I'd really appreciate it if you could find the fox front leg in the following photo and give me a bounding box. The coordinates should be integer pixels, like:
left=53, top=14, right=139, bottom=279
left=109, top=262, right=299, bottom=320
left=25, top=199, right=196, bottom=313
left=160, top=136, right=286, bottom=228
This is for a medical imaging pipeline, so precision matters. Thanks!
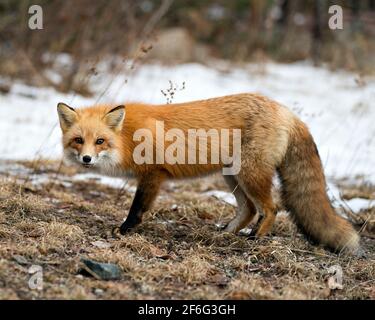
left=119, top=171, right=166, bottom=235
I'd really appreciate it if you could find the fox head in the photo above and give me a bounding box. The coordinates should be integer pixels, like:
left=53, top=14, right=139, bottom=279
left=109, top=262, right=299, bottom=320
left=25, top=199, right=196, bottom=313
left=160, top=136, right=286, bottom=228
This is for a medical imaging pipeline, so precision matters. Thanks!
left=57, top=102, right=125, bottom=172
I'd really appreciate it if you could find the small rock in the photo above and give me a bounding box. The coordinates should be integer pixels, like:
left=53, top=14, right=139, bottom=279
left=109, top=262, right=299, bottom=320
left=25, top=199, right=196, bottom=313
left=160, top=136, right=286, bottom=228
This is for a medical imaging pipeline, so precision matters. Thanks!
left=91, top=240, right=112, bottom=249
left=94, top=288, right=104, bottom=295
left=80, top=258, right=122, bottom=280
left=13, top=255, right=28, bottom=265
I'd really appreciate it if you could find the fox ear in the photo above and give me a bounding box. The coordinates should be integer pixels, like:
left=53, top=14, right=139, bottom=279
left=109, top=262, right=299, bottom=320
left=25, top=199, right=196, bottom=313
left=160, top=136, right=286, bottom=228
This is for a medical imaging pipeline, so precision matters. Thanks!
left=57, top=102, right=77, bottom=131
left=104, top=105, right=125, bottom=131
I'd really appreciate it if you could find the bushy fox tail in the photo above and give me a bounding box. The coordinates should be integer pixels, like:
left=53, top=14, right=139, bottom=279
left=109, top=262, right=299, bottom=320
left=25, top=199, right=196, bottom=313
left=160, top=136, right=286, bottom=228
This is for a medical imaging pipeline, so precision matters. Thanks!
left=277, top=120, right=360, bottom=254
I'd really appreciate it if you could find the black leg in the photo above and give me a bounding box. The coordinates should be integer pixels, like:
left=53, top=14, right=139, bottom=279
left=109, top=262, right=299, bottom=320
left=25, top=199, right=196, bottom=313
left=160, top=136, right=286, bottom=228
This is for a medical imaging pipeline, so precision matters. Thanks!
left=119, top=171, right=165, bottom=235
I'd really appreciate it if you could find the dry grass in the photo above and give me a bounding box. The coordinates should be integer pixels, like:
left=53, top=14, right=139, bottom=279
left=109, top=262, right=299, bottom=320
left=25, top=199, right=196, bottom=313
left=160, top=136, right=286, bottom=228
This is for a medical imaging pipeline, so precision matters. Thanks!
left=0, top=160, right=374, bottom=300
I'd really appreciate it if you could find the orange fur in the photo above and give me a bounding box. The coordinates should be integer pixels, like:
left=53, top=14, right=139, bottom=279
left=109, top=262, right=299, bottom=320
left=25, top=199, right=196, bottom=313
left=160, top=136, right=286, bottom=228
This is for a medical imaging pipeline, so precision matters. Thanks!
left=57, top=93, right=361, bottom=254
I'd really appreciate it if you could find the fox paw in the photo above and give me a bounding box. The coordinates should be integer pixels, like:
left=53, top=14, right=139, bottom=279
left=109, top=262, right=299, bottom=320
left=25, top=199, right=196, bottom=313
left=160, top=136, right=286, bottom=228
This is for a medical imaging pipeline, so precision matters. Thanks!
left=248, top=227, right=259, bottom=240
left=111, top=223, right=137, bottom=237
left=119, top=220, right=139, bottom=235
left=217, top=222, right=239, bottom=233
left=248, top=231, right=257, bottom=240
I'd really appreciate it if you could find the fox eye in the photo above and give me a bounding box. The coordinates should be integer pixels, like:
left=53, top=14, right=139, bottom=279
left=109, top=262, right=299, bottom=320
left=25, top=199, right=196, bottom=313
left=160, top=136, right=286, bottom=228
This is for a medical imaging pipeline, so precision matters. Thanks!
left=96, top=138, right=104, bottom=145
left=74, top=137, right=83, bottom=144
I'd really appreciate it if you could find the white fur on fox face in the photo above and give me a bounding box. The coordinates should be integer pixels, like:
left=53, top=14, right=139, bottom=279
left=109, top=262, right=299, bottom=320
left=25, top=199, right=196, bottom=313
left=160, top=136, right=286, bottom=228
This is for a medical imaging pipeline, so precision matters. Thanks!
left=96, top=150, right=122, bottom=174
left=63, top=148, right=97, bottom=167
left=63, top=147, right=121, bottom=174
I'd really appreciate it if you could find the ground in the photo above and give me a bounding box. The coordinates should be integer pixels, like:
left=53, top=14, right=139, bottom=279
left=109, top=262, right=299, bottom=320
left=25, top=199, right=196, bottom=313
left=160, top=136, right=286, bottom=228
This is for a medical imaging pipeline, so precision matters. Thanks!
left=0, top=160, right=373, bottom=300
left=0, top=59, right=374, bottom=300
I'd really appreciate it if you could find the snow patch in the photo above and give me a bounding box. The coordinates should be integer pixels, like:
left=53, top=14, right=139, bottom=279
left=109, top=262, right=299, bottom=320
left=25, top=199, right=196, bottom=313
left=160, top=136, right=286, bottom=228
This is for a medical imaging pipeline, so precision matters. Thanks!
left=328, top=183, right=373, bottom=213
left=72, top=173, right=136, bottom=192
left=0, top=60, right=374, bottom=183
left=206, top=186, right=373, bottom=214
left=204, top=190, right=237, bottom=206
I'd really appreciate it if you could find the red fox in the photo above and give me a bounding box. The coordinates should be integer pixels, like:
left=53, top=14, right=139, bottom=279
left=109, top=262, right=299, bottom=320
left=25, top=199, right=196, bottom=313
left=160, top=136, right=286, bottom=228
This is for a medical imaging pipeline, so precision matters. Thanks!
left=57, top=93, right=361, bottom=255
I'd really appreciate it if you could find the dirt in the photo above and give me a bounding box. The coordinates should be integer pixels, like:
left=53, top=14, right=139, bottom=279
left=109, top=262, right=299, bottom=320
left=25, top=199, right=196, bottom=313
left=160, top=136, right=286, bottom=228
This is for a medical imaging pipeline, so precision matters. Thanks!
left=0, top=160, right=374, bottom=300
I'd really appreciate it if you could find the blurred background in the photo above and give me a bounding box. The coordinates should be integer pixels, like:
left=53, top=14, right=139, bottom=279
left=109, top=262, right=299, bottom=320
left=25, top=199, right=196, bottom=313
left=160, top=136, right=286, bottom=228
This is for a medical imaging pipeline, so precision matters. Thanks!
left=1, top=0, right=375, bottom=95
left=0, top=1, right=374, bottom=179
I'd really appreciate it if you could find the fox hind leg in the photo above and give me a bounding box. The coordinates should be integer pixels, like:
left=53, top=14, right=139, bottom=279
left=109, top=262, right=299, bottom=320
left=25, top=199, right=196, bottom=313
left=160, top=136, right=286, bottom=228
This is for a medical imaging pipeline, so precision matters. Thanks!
left=236, top=168, right=277, bottom=238
left=223, top=175, right=257, bottom=233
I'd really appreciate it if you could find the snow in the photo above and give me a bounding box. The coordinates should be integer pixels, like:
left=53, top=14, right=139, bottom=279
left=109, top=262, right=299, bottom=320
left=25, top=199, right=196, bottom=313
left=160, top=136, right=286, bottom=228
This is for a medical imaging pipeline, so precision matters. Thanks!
left=204, top=190, right=237, bottom=206
left=345, top=198, right=373, bottom=213
left=72, top=173, right=136, bottom=192
left=327, top=183, right=373, bottom=213
left=205, top=184, right=373, bottom=214
left=0, top=59, right=374, bottom=186
left=0, top=161, right=136, bottom=194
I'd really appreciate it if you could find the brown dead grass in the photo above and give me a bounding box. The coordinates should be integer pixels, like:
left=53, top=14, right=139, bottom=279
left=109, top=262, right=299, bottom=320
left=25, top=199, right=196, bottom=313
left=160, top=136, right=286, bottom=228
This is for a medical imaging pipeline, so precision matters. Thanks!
left=0, top=160, right=374, bottom=300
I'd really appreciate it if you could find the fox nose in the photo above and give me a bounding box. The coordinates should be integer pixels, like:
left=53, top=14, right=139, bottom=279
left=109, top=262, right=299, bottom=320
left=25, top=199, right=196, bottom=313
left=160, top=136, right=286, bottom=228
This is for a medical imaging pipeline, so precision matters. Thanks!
left=82, top=155, right=92, bottom=163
